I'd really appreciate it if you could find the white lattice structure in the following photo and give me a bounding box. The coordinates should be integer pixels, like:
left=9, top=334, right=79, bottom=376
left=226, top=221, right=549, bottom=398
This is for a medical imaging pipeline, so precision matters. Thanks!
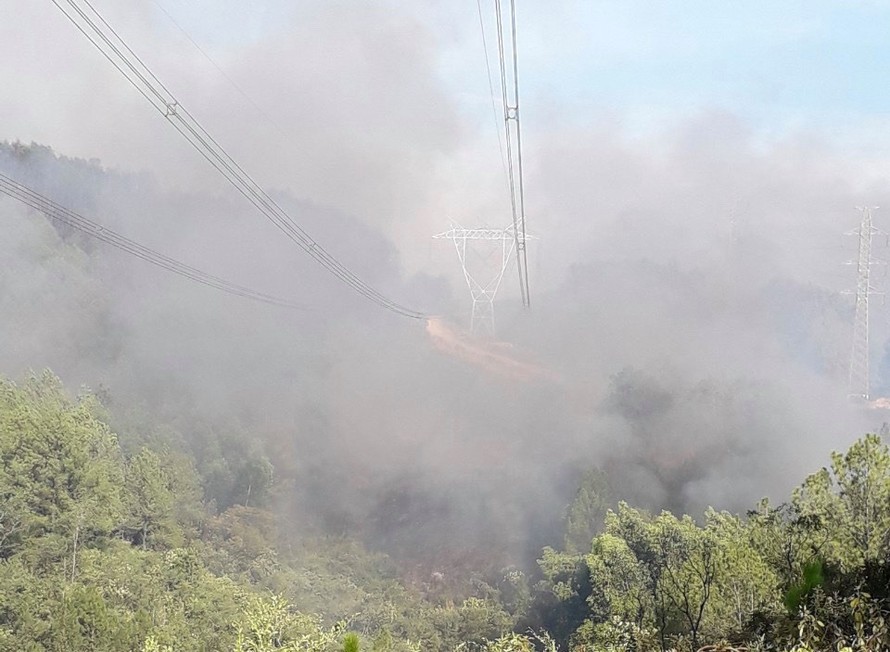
left=846, top=207, right=883, bottom=400
left=433, top=223, right=532, bottom=337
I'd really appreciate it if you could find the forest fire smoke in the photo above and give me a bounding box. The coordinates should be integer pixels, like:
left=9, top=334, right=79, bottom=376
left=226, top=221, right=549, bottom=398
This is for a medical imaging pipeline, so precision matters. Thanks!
left=425, top=317, right=557, bottom=383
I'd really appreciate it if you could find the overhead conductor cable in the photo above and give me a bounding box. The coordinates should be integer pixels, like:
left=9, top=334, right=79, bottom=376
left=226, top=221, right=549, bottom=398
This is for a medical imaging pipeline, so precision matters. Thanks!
left=50, top=0, right=425, bottom=320
left=493, top=0, right=531, bottom=307
left=475, top=0, right=511, bottom=193
left=0, top=173, right=309, bottom=310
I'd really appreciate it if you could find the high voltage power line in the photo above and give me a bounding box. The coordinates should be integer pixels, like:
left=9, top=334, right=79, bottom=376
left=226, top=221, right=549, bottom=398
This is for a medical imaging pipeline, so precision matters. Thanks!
left=50, top=0, right=425, bottom=320
left=432, top=1, right=531, bottom=336
left=474, top=0, right=510, bottom=195
left=0, top=173, right=309, bottom=311
left=154, top=0, right=534, bottom=318
left=148, top=0, right=293, bottom=146
left=492, top=0, right=531, bottom=308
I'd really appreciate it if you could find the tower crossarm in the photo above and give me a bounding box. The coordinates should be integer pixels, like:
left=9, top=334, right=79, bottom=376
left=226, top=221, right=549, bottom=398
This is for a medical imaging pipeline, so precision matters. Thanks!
left=432, top=224, right=536, bottom=241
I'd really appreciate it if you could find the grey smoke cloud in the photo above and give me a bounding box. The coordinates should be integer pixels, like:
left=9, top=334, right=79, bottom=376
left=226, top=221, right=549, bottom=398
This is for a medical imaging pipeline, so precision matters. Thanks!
left=0, top=0, right=462, bottom=231
left=2, top=1, right=890, bottom=571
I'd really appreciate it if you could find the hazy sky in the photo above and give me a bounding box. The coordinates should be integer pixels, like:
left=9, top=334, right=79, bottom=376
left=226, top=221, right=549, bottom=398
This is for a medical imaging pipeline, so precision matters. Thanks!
left=6, top=2, right=890, bottom=182
left=5, top=1, right=890, bottom=275
left=4, top=0, right=890, bottom=367
left=3, top=1, right=890, bottom=537
left=116, top=1, right=890, bottom=140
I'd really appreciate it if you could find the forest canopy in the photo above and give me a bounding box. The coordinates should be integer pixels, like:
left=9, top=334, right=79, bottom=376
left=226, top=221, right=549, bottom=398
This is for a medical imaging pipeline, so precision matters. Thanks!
left=2, top=371, right=890, bottom=651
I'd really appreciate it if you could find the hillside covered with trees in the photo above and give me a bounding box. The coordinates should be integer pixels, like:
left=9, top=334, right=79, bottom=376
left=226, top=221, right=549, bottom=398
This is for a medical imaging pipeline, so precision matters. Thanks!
left=10, top=0, right=890, bottom=647
left=0, top=125, right=887, bottom=652
left=2, top=371, right=890, bottom=651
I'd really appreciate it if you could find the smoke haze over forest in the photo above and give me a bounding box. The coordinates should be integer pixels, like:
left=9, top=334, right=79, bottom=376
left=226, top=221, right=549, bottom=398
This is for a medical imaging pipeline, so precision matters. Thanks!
left=4, top=1, right=890, bottom=572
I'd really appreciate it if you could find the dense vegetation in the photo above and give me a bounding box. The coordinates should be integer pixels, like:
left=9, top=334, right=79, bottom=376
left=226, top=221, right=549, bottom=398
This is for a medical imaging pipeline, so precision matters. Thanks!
left=1, top=371, right=890, bottom=651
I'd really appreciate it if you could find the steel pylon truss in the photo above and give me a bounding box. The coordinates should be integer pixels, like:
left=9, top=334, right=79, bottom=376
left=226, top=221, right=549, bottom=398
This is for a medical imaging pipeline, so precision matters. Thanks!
left=846, top=207, right=884, bottom=400
left=434, top=223, right=530, bottom=337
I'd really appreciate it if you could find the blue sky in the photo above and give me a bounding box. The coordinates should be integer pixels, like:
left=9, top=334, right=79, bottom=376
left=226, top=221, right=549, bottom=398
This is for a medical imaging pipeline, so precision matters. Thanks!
left=515, top=2, right=890, bottom=140
left=156, top=0, right=890, bottom=139
left=5, top=0, right=890, bottom=253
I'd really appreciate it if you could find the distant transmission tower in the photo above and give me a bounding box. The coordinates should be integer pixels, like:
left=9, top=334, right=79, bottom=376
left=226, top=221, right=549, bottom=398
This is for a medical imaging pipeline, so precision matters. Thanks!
left=433, top=223, right=530, bottom=337
left=846, top=207, right=883, bottom=400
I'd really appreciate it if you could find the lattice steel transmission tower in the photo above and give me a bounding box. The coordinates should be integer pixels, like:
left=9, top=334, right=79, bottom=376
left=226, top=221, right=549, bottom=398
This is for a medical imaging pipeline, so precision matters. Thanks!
left=847, top=207, right=882, bottom=400
left=433, top=223, right=530, bottom=337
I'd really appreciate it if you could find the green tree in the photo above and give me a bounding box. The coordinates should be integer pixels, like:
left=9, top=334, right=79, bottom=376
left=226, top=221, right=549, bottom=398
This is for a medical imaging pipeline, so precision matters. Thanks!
left=432, top=597, right=513, bottom=651
left=497, top=568, right=531, bottom=621
left=792, top=433, right=890, bottom=570
left=231, top=456, right=275, bottom=508
left=600, top=503, right=675, bottom=649
left=54, top=584, right=138, bottom=651
left=587, top=532, right=651, bottom=628
left=0, top=373, right=125, bottom=574
left=479, top=632, right=535, bottom=651
left=747, top=499, right=825, bottom=591
left=233, top=592, right=342, bottom=652
left=531, top=547, right=593, bottom=647
left=587, top=503, right=769, bottom=649
left=652, top=511, right=721, bottom=650
left=707, top=509, right=780, bottom=631
left=124, top=448, right=177, bottom=550
left=564, top=470, right=611, bottom=553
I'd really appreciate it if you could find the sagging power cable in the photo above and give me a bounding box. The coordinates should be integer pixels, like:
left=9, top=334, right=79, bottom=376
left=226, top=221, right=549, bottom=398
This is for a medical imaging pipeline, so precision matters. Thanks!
left=493, top=0, right=531, bottom=307
left=474, top=0, right=510, bottom=196
left=50, top=0, right=425, bottom=320
left=0, top=172, right=309, bottom=311
left=149, top=0, right=293, bottom=146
